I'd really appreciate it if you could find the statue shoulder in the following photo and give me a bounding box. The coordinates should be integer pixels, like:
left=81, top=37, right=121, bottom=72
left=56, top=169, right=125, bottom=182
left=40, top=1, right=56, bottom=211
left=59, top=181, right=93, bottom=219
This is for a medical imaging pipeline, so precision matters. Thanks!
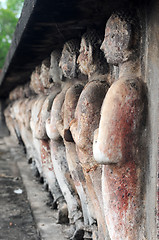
left=108, top=77, right=146, bottom=96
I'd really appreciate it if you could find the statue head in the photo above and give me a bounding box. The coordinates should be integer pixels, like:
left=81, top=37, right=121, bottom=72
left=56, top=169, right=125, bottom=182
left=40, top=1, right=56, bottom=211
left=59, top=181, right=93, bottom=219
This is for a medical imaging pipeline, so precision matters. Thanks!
left=9, top=85, right=27, bottom=101
left=23, top=83, right=33, bottom=98
left=40, top=58, right=52, bottom=89
left=101, top=11, right=140, bottom=65
left=49, top=50, right=63, bottom=83
left=30, top=66, right=44, bottom=94
left=59, top=39, right=80, bottom=79
left=77, top=29, right=109, bottom=77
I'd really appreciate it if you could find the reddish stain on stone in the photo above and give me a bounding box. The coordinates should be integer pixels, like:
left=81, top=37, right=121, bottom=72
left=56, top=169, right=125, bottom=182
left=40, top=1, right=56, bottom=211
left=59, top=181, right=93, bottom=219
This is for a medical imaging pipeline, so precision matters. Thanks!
left=40, top=140, right=54, bottom=171
left=103, top=161, right=141, bottom=239
left=99, top=78, right=147, bottom=239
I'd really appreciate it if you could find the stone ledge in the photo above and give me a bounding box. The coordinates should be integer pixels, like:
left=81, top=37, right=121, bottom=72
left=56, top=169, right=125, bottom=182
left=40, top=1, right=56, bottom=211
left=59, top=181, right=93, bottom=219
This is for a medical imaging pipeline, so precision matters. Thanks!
left=3, top=136, right=70, bottom=240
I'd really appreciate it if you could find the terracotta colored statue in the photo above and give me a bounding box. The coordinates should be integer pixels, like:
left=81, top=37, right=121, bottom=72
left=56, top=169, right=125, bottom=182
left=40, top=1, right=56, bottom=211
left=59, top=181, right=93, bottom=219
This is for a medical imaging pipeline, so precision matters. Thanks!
left=69, top=30, right=110, bottom=240
left=93, top=12, right=147, bottom=240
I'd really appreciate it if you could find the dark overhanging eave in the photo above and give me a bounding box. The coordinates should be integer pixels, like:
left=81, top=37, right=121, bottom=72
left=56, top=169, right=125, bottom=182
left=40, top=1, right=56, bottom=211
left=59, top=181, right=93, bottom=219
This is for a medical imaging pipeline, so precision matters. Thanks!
left=0, top=0, right=146, bottom=98
left=0, top=0, right=38, bottom=97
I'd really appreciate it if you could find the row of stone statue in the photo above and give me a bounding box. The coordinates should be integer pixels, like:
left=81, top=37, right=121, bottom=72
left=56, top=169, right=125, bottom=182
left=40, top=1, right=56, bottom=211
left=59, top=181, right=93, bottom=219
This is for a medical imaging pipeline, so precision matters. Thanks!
left=4, top=12, right=147, bottom=240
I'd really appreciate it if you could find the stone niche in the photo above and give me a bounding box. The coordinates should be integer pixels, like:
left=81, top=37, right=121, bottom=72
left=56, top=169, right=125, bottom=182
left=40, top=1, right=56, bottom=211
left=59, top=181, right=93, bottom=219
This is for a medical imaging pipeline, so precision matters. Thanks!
left=0, top=0, right=159, bottom=239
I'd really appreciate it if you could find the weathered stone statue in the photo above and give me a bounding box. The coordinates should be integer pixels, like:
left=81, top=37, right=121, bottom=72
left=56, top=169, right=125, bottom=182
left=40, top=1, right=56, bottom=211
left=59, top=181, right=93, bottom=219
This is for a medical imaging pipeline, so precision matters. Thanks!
left=15, top=98, right=32, bottom=156
left=5, top=84, right=34, bottom=149
left=21, top=98, right=36, bottom=162
left=29, top=67, right=46, bottom=178
left=69, top=30, right=110, bottom=240
left=46, top=49, right=85, bottom=237
left=30, top=95, right=46, bottom=178
left=58, top=39, right=96, bottom=238
left=93, top=12, right=147, bottom=240
left=5, top=84, right=34, bottom=159
left=34, top=63, right=66, bottom=217
left=29, top=60, right=53, bottom=181
left=8, top=90, right=31, bottom=151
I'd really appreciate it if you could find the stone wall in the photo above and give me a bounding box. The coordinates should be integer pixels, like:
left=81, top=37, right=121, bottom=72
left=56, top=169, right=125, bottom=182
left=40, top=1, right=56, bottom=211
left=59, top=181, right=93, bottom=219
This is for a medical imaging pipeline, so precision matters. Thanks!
left=145, top=0, right=159, bottom=239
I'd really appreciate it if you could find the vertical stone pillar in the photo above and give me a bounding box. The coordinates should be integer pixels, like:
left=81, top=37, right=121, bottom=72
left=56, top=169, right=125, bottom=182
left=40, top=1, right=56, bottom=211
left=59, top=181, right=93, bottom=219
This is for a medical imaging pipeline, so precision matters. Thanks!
left=145, top=1, right=159, bottom=239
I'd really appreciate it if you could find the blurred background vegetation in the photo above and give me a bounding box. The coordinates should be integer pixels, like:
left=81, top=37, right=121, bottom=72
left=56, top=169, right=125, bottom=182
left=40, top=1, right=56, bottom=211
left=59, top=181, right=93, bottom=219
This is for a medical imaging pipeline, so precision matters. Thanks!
left=0, top=0, right=24, bottom=69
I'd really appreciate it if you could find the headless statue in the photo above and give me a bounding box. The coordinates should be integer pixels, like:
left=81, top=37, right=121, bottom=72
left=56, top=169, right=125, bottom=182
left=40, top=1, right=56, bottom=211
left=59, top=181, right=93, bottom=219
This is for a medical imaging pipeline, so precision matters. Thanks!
left=93, top=12, right=147, bottom=240
left=69, top=30, right=110, bottom=240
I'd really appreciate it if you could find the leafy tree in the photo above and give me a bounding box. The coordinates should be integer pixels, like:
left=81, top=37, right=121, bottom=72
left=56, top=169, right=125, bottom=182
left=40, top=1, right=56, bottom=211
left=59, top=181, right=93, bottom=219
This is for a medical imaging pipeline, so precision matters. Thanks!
left=6, top=0, right=24, bottom=16
left=0, top=0, right=24, bottom=69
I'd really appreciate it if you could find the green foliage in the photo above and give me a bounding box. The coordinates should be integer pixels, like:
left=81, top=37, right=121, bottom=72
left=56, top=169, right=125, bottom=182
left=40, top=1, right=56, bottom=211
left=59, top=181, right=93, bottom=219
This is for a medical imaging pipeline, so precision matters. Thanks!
left=0, top=0, right=24, bottom=69
left=7, top=0, right=24, bottom=16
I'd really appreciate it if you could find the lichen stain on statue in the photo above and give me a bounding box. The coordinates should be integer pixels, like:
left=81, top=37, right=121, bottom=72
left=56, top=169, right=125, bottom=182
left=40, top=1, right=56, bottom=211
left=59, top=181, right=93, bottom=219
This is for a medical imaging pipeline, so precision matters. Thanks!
left=93, top=12, right=147, bottom=240
left=69, top=30, right=110, bottom=240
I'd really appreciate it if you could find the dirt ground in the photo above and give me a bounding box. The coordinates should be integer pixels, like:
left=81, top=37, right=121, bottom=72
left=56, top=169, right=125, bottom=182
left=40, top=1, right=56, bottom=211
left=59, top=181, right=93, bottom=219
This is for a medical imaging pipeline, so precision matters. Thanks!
left=0, top=139, right=40, bottom=240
